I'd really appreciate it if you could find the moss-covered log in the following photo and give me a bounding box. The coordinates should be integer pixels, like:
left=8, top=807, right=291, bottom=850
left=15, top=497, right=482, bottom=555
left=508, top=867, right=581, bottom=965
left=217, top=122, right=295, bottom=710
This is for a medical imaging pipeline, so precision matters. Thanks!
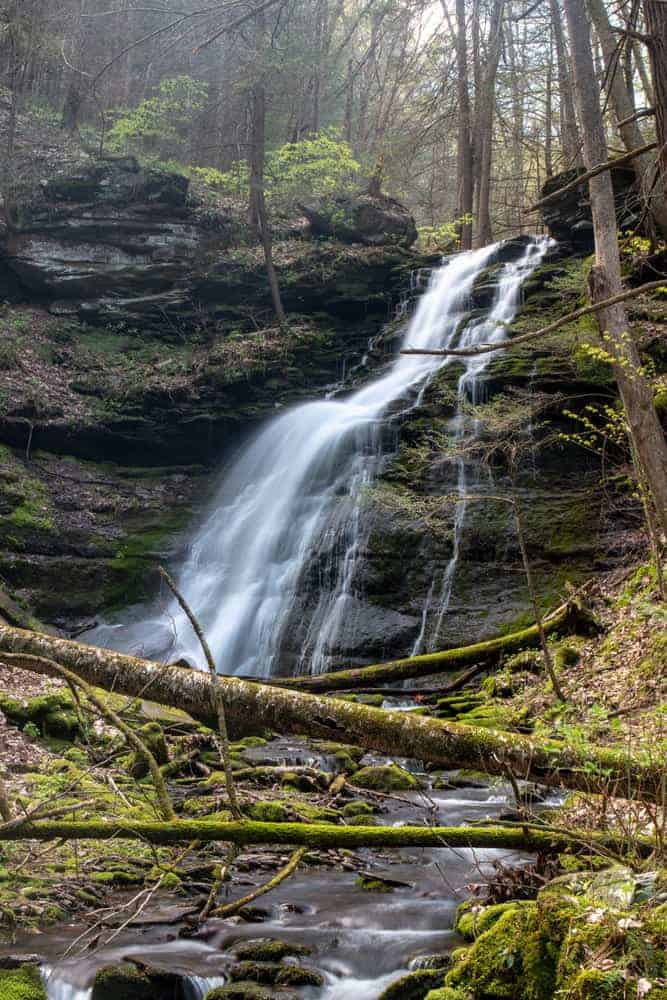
left=0, top=625, right=661, bottom=801
left=0, top=819, right=653, bottom=856
left=267, top=601, right=579, bottom=693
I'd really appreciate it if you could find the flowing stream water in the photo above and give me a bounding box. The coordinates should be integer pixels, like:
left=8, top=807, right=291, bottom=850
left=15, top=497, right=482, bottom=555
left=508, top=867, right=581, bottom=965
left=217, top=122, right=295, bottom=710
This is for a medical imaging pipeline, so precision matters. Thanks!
left=40, top=757, right=557, bottom=1000
left=90, top=235, right=550, bottom=676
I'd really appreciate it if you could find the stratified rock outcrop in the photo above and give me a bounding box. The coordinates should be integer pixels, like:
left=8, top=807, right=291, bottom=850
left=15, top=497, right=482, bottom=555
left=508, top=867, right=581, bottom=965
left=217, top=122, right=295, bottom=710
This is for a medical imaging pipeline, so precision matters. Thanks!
left=539, top=163, right=639, bottom=251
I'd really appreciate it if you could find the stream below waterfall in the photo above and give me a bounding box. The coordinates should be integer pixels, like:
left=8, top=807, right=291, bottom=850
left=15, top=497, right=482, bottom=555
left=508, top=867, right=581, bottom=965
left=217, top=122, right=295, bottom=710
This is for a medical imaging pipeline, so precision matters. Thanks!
left=32, top=736, right=560, bottom=1000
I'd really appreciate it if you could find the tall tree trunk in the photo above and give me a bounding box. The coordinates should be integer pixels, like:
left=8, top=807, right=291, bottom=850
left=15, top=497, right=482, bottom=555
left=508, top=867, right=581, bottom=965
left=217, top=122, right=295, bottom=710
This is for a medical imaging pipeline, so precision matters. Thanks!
left=550, top=0, right=581, bottom=167
left=248, top=82, right=286, bottom=325
left=475, top=0, right=505, bottom=247
left=452, top=0, right=473, bottom=249
left=343, top=58, right=354, bottom=144
left=644, top=0, right=667, bottom=229
left=564, top=0, right=667, bottom=538
left=506, top=6, right=526, bottom=232
left=545, top=28, right=554, bottom=179
left=587, top=0, right=667, bottom=236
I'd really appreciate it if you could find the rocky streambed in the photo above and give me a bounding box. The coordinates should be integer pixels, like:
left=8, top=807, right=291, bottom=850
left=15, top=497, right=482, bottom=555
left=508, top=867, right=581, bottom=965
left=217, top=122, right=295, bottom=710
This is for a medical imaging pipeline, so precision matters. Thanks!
left=0, top=728, right=555, bottom=1000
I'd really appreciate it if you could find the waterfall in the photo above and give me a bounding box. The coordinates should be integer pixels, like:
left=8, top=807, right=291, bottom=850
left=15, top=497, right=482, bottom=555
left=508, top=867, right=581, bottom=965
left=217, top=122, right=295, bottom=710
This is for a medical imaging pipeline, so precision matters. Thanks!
left=418, top=239, right=551, bottom=652
left=41, top=969, right=92, bottom=1000
left=93, top=236, right=550, bottom=676
left=184, top=975, right=227, bottom=998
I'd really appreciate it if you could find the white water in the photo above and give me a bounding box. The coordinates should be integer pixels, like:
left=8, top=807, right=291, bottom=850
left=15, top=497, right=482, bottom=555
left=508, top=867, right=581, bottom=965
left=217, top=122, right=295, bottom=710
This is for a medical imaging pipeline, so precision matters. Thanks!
left=91, top=236, right=549, bottom=676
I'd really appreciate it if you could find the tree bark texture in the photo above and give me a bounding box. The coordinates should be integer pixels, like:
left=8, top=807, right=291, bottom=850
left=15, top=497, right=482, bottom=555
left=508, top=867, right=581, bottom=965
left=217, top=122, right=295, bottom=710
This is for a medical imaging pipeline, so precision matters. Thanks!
left=0, top=625, right=662, bottom=801
left=565, top=0, right=667, bottom=538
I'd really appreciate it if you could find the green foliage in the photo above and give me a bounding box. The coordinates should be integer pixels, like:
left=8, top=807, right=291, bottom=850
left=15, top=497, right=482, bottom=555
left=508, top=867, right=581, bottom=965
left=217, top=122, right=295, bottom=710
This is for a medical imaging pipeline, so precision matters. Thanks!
left=416, top=217, right=470, bottom=254
left=192, top=129, right=362, bottom=208
left=105, top=76, right=208, bottom=159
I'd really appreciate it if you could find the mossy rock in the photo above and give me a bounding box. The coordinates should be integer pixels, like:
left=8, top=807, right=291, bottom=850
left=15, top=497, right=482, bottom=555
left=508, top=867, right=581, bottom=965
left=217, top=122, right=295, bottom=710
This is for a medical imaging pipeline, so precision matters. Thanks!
left=342, top=800, right=375, bottom=817
left=0, top=691, right=82, bottom=740
left=356, top=876, right=394, bottom=893
left=568, top=969, right=627, bottom=999
left=128, top=722, right=169, bottom=779
left=455, top=900, right=531, bottom=941
left=456, top=704, right=529, bottom=732
left=291, top=801, right=339, bottom=823
left=247, top=801, right=289, bottom=823
left=232, top=939, right=312, bottom=963
left=91, top=962, right=182, bottom=1000
left=445, top=903, right=555, bottom=1000
left=378, top=968, right=445, bottom=999
left=205, top=986, right=296, bottom=1000
left=0, top=967, right=47, bottom=1000
left=424, top=990, right=468, bottom=1000
left=313, top=740, right=365, bottom=763
left=349, top=764, right=421, bottom=791
left=229, top=962, right=322, bottom=986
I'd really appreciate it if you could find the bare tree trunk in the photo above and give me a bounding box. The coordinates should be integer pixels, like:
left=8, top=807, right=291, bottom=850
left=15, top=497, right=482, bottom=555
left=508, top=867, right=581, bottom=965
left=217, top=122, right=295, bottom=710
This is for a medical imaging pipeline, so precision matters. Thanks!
left=248, top=75, right=286, bottom=324
left=644, top=0, right=667, bottom=227
left=587, top=0, right=667, bottom=236
left=545, top=27, right=554, bottom=179
left=550, top=0, right=582, bottom=167
left=564, top=0, right=667, bottom=538
left=475, top=0, right=504, bottom=247
left=506, top=5, right=526, bottom=231
left=343, top=57, right=354, bottom=144
left=452, top=0, right=473, bottom=249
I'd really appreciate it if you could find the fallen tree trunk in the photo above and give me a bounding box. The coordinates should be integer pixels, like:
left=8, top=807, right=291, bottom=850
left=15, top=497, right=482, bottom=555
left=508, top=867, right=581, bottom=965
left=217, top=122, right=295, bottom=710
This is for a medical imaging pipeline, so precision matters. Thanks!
left=265, top=600, right=579, bottom=693
left=0, top=627, right=661, bottom=801
left=0, top=818, right=652, bottom=857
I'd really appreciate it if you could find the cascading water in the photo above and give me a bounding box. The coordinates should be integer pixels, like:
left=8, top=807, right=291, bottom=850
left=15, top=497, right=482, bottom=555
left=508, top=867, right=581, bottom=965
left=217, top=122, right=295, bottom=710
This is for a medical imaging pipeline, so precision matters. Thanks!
left=92, top=236, right=550, bottom=676
left=415, top=238, right=551, bottom=653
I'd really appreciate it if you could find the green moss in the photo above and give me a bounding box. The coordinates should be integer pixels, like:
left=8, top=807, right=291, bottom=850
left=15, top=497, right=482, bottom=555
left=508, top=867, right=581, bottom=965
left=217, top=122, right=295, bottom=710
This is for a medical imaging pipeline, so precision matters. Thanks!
left=128, top=722, right=169, bottom=779
left=424, top=989, right=468, bottom=1000
left=455, top=901, right=529, bottom=941
left=445, top=903, right=555, bottom=1000
left=568, top=970, right=626, bottom=999
left=247, top=801, right=289, bottom=823
left=229, top=961, right=288, bottom=985
left=232, top=939, right=312, bottom=962
left=0, top=691, right=83, bottom=740
left=204, top=985, right=274, bottom=1000
left=342, top=800, right=375, bottom=817
left=378, top=969, right=445, bottom=999
left=0, top=967, right=47, bottom=1000
left=349, top=764, right=420, bottom=791
left=356, top=876, right=394, bottom=893
left=91, top=962, right=181, bottom=1000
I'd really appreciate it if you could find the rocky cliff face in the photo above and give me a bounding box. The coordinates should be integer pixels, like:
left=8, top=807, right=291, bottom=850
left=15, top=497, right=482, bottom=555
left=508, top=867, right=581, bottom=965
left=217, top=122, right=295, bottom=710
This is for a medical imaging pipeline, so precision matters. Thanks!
left=1, top=157, right=660, bottom=664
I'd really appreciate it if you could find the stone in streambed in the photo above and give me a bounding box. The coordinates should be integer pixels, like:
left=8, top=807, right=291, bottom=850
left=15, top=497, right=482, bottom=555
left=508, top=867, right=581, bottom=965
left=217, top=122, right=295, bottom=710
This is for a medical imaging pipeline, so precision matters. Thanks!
left=229, top=962, right=322, bottom=988
left=91, top=961, right=182, bottom=999
left=231, top=940, right=313, bottom=963
left=378, top=968, right=446, bottom=999
left=349, top=764, right=421, bottom=791
left=205, top=986, right=296, bottom=1000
